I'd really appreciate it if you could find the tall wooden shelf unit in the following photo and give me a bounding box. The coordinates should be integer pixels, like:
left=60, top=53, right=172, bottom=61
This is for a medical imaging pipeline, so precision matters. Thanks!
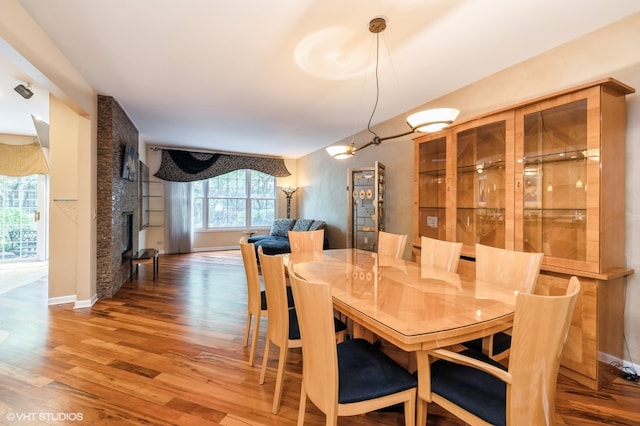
left=413, top=78, right=635, bottom=390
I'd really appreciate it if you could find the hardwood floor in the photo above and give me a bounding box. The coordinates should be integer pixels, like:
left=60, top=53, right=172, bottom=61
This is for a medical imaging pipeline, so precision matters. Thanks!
left=0, top=250, right=638, bottom=425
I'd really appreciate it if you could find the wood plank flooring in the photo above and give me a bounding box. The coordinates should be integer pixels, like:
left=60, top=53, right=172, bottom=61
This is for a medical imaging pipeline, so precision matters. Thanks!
left=0, top=250, right=639, bottom=425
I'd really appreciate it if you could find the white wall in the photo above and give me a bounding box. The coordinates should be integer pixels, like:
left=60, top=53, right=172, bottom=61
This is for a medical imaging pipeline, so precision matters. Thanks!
left=298, top=13, right=640, bottom=366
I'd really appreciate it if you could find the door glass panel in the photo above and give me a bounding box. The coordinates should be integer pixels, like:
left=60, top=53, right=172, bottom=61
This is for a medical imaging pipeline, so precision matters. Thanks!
left=521, top=99, right=587, bottom=260
left=456, top=121, right=506, bottom=248
left=0, top=175, right=39, bottom=260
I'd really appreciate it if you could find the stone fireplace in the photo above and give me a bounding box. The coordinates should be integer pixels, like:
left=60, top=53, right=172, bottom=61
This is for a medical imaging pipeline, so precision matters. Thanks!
left=96, top=95, right=139, bottom=298
left=122, top=211, right=133, bottom=258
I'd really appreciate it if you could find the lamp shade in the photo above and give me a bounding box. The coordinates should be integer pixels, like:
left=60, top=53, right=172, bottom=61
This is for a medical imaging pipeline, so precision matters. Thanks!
left=325, top=144, right=355, bottom=159
left=407, top=108, right=460, bottom=133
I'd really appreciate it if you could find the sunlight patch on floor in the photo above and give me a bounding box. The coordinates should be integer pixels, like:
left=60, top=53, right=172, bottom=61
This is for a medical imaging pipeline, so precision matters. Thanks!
left=0, top=261, right=48, bottom=295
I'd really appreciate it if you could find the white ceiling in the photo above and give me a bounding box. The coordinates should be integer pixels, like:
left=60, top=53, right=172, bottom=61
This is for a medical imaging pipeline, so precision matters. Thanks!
left=2, top=0, right=640, bottom=158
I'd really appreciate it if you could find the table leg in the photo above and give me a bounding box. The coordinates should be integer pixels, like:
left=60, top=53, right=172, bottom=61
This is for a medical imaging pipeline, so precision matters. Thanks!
left=415, top=350, right=428, bottom=425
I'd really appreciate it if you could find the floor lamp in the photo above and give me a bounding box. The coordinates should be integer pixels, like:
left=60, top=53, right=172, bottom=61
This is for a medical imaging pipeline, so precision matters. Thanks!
left=280, top=186, right=298, bottom=219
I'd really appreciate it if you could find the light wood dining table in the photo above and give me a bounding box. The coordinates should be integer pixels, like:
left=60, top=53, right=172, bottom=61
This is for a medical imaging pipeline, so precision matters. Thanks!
left=288, top=248, right=517, bottom=424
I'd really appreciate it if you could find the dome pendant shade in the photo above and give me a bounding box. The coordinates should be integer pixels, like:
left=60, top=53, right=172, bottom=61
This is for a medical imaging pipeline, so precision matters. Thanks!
left=326, top=142, right=355, bottom=159
left=407, top=108, right=460, bottom=133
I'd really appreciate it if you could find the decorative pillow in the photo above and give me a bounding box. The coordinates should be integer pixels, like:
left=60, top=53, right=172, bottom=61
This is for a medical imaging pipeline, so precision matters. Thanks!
left=292, top=219, right=314, bottom=232
left=270, top=219, right=296, bottom=237
left=309, top=220, right=326, bottom=231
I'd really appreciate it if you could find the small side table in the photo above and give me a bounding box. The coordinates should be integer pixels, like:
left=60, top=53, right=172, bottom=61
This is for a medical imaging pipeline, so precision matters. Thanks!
left=132, top=248, right=159, bottom=279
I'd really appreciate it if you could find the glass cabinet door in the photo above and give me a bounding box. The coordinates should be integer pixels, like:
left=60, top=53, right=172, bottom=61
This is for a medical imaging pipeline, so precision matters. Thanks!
left=516, top=93, right=592, bottom=267
left=347, top=162, right=385, bottom=252
left=454, top=113, right=512, bottom=251
left=416, top=135, right=447, bottom=240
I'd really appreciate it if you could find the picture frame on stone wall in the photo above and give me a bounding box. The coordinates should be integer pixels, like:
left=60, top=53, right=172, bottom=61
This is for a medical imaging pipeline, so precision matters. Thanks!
left=122, top=143, right=139, bottom=181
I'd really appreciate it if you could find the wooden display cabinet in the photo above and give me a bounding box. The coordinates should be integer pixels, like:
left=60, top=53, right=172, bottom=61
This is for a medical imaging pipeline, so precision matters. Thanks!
left=514, top=83, right=628, bottom=275
left=413, top=78, right=635, bottom=389
left=415, top=134, right=448, bottom=241
left=452, top=111, right=514, bottom=255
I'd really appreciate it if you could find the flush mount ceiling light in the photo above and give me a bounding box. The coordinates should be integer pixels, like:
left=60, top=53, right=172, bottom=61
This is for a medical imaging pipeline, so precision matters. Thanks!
left=14, top=83, right=34, bottom=99
left=326, top=17, right=459, bottom=160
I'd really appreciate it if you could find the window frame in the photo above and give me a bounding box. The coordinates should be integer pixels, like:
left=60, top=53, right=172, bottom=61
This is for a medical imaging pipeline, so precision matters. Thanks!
left=193, top=170, right=276, bottom=231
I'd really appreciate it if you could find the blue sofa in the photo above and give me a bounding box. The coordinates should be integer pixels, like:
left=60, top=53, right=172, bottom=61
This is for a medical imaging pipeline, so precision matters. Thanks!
left=248, top=218, right=328, bottom=256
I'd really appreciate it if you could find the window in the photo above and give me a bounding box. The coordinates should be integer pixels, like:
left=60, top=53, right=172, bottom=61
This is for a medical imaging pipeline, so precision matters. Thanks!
left=193, top=170, right=275, bottom=230
left=0, top=175, right=39, bottom=260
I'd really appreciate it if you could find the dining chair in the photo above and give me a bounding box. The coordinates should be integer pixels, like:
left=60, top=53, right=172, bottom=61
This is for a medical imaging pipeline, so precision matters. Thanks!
left=377, top=231, right=408, bottom=259
left=288, top=229, right=325, bottom=253
left=258, top=248, right=347, bottom=414
left=239, top=238, right=294, bottom=367
left=462, top=243, right=544, bottom=360
left=288, top=265, right=417, bottom=426
left=420, top=276, right=580, bottom=426
left=420, top=236, right=463, bottom=272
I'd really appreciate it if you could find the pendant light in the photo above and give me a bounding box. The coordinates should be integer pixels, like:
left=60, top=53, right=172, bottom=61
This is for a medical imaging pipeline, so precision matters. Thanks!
left=326, top=17, right=459, bottom=159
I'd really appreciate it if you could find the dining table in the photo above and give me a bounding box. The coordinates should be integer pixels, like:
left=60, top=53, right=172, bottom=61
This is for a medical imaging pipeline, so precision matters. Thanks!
left=287, top=248, right=518, bottom=424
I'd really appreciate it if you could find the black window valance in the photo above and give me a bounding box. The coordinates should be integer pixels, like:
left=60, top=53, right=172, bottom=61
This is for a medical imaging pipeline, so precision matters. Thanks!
left=153, top=149, right=291, bottom=182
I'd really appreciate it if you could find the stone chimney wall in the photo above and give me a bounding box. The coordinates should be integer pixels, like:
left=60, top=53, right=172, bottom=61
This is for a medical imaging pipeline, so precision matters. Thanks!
left=96, top=95, right=139, bottom=298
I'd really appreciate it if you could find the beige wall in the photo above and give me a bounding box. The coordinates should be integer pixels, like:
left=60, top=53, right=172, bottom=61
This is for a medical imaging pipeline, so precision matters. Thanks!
left=0, top=0, right=97, bottom=306
left=48, top=96, right=78, bottom=299
left=297, top=13, right=640, bottom=367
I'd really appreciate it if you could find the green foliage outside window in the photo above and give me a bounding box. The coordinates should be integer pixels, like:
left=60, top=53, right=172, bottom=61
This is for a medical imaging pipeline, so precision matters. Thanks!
left=193, top=170, right=275, bottom=229
left=0, top=175, right=37, bottom=254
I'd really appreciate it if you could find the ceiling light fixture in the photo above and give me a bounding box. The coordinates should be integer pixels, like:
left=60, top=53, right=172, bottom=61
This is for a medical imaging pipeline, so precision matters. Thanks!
left=326, top=17, right=459, bottom=160
left=14, top=83, right=34, bottom=99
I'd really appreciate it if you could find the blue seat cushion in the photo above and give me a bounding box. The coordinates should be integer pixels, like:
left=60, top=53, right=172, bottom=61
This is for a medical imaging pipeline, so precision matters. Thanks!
left=462, top=332, right=512, bottom=356
left=249, top=235, right=291, bottom=256
left=337, top=338, right=417, bottom=404
left=247, top=235, right=272, bottom=243
left=288, top=308, right=301, bottom=339
left=260, top=287, right=295, bottom=310
left=430, top=349, right=507, bottom=426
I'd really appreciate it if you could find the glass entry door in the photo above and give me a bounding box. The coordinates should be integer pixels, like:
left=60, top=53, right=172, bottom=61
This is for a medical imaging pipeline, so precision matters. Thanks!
left=0, top=174, right=47, bottom=261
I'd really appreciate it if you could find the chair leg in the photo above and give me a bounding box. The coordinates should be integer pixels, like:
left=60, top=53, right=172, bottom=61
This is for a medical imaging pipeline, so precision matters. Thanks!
left=272, top=345, right=288, bottom=414
left=404, top=392, right=416, bottom=426
left=249, top=313, right=261, bottom=367
left=297, top=384, right=307, bottom=426
left=481, top=335, right=494, bottom=357
left=259, top=339, right=270, bottom=384
left=243, top=312, right=251, bottom=347
left=417, top=398, right=427, bottom=426
left=325, top=409, right=338, bottom=426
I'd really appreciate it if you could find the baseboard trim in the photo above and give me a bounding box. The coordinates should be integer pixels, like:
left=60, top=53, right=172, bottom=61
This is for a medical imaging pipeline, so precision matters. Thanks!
left=193, top=246, right=238, bottom=252
left=48, top=294, right=76, bottom=306
left=74, top=294, right=98, bottom=309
